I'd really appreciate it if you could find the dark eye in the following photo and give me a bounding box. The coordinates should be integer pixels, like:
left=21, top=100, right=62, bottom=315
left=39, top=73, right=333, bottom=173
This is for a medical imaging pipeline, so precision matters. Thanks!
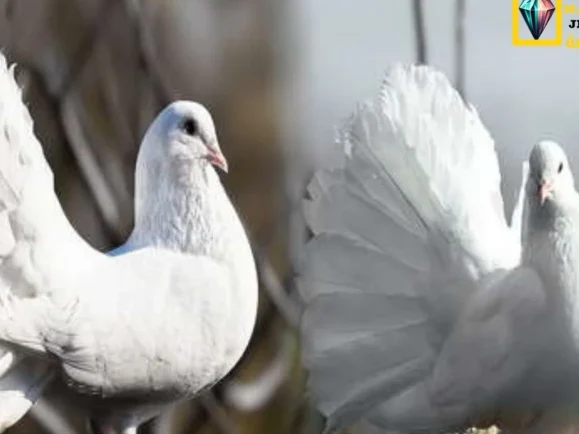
left=181, top=118, right=198, bottom=136
left=558, top=162, right=564, bottom=173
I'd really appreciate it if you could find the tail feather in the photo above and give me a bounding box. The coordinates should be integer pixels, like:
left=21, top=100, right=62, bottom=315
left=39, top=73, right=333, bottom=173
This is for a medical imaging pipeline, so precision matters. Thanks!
left=299, top=234, right=425, bottom=303
left=303, top=293, right=430, bottom=356
left=300, top=64, right=517, bottom=432
left=346, top=103, right=443, bottom=231
left=343, top=137, right=430, bottom=238
left=366, top=382, right=460, bottom=433
left=322, top=357, right=433, bottom=434
left=304, top=184, right=429, bottom=272
left=300, top=233, right=438, bottom=428
left=306, top=169, right=342, bottom=202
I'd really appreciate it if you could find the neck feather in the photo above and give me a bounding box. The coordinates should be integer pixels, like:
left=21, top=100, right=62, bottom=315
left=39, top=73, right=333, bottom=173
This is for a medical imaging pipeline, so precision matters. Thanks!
left=130, top=162, right=249, bottom=265
left=524, top=195, right=579, bottom=328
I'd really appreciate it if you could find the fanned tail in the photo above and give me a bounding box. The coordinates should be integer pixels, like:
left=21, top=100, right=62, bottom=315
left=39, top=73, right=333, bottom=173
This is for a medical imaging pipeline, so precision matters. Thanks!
left=299, top=65, right=518, bottom=432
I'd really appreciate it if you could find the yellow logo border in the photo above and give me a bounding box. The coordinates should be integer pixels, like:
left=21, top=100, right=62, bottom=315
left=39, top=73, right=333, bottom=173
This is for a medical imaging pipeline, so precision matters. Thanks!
left=512, top=0, right=563, bottom=46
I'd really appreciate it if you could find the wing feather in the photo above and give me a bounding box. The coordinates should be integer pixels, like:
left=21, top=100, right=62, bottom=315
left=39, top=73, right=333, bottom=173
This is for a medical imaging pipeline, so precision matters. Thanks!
left=0, top=53, right=99, bottom=430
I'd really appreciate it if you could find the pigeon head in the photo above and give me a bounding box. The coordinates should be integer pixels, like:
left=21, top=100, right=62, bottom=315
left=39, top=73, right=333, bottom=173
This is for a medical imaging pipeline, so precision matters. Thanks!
left=132, top=101, right=232, bottom=241
left=139, top=101, right=228, bottom=176
left=527, top=140, right=575, bottom=207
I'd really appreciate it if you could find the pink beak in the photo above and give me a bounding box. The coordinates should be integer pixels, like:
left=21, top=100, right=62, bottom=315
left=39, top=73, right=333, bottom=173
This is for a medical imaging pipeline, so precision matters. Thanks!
left=538, top=180, right=552, bottom=205
left=207, top=147, right=228, bottom=173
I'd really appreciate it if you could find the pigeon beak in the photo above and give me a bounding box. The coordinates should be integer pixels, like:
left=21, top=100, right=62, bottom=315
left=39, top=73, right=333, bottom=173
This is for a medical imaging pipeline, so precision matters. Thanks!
left=207, top=145, right=228, bottom=173
left=538, top=179, right=553, bottom=205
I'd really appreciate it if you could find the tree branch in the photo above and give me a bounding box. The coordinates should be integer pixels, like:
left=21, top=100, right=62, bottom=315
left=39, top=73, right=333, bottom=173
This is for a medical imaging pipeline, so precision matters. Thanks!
left=412, top=0, right=427, bottom=64
left=455, top=0, right=467, bottom=98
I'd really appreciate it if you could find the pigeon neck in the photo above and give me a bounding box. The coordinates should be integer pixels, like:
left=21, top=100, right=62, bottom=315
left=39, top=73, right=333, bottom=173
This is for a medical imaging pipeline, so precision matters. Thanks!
left=132, top=163, right=245, bottom=262
left=524, top=198, right=579, bottom=331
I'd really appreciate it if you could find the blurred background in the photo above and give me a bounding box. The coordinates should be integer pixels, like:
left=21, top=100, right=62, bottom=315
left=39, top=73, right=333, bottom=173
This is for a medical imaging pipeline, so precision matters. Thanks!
left=1, top=0, right=578, bottom=433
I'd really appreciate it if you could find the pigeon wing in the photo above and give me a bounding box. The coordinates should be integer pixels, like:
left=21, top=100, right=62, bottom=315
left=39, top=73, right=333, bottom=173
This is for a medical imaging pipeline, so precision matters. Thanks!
left=0, top=54, right=100, bottom=430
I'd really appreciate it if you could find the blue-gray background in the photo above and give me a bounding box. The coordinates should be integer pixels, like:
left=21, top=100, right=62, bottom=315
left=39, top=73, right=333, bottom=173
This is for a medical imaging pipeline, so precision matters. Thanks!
left=287, top=0, right=579, bottom=213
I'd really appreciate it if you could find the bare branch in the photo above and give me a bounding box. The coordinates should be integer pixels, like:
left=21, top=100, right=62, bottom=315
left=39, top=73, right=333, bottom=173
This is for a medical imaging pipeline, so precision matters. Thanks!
left=254, top=249, right=302, bottom=328
left=60, top=98, right=127, bottom=241
left=199, top=392, right=239, bottom=434
left=224, top=331, right=294, bottom=412
left=123, top=0, right=173, bottom=105
left=412, top=0, right=427, bottom=64
left=58, top=0, right=117, bottom=99
left=455, top=0, right=467, bottom=98
left=30, top=397, right=80, bottom=434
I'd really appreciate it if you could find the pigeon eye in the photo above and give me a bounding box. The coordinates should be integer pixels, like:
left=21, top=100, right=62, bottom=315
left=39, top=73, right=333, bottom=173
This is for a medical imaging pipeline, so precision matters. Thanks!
left=181, top=118, right=198, bottom=136
left=558, top=162, right=564, bottom=174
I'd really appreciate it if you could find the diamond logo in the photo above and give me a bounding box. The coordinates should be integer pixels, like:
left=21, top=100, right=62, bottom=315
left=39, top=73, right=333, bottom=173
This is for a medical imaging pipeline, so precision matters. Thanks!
left=519, top=0, right=556, bottom=40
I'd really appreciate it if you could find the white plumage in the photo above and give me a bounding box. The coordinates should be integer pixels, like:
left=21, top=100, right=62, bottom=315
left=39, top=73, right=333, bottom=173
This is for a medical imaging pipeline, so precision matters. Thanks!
left=300, top=65, right=579, bottom=433
left=0, top=53, right=257, bottom=433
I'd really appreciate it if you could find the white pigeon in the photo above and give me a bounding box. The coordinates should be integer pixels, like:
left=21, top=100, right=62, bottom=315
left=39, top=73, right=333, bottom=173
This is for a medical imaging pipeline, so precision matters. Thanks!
left=299, top=64, right=579, bottom=433
left=0, top=53, right=258, bottom=434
